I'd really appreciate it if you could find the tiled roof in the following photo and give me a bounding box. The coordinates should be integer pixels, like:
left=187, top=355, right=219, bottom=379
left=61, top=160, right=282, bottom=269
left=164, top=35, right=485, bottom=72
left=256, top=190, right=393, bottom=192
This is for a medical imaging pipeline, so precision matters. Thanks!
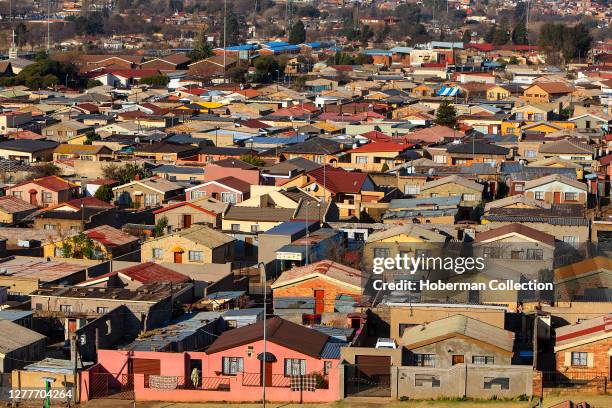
left=85, top=225, right=139, bottom=247
left=421, top=175, right=484, bottom=192
left=271, top=260, right=366, bottom=290
left=307, top=166, right=370, bottom=194
left=554, top=256, right=612, bottom=282
left=0, top=195, right=37, bottom=214
left=114, top=261, right=190, bottom=283
left=13, top=176, right=77, bottom=192
left=475, top=223, right=555, bottom=246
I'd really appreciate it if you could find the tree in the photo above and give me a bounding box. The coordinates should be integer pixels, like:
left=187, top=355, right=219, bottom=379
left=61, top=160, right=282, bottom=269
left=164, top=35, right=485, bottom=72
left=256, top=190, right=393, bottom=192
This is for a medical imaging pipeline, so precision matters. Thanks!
left=102, top=163, right=151, bottom=185
left=508, top=56, right=520, bottom=65
left=15, top=22, right=28, bottom=47
left=61, top=232, right=100, bottom=259
left=359, top=25, right=373, bottom=44
left=492, top=18, right=510, bottom=45
left=253, top=55, right=281, bottom=83
left=240, top=155, right=266, bottom=167
left=29, top=163, right=61, bottom=178
left=219, top=8, right=240, bottom=46
left=94, top=184, right=114, bottom=203
left=434, top=100, right=457, bottom=128
left=154, top=216, right=168, bottom=237
left=86, top=79, right=103, bottom=89
left=188, top=31, right=214, bottom=62
left=539, top=22, right=592, bottom=62
left=484, top=24, right=497, bottom=43
left=511, top=22, right=529, bottom=45
left=140, top=75, right=170, bottom=86
left=84, top=131, right=101, bottom=145
left=462, top=30, right=472, bottom=44
left=288, top=20, right=306, bottom=45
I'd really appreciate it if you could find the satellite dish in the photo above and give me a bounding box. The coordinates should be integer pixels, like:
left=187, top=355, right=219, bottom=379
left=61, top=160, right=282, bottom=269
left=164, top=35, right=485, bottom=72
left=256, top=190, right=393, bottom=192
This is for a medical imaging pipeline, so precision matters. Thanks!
left=428, top=168, right=436, bottom=176
left=134, top=137, right=140, bottom=144
left=312, top=185, right=318, bottom=192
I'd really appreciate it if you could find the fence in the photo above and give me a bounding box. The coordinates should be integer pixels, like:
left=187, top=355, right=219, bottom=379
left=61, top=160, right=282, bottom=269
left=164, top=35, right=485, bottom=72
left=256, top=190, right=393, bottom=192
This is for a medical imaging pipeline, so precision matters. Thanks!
left=542, top=371, right=608, bottom=390
left=242, top=372, right=328, bottom=390
left=147, top=375, right=230, bottom=392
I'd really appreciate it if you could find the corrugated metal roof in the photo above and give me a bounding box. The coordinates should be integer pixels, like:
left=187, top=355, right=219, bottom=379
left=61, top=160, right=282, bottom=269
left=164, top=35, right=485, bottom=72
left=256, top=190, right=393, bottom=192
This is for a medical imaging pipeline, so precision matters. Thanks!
left=319, top=340, right=347, bottom=359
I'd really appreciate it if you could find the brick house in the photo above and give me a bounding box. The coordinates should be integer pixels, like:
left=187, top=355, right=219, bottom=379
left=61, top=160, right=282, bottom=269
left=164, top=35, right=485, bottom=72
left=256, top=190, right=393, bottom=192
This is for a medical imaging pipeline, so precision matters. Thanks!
left=554, top=257, right=612, bottom=302
left=271, top=260, right=367, bottom=314
left=554, top=314, right=612, bottom=383
left=154, top=201, right=221, bottom=231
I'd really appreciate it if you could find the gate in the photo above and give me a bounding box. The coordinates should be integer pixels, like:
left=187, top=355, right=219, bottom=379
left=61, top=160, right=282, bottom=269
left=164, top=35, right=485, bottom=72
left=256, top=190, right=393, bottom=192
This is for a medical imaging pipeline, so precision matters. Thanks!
left=89, top=373, right=134, bottom=400
left=344, top=356, right=391, bottom=397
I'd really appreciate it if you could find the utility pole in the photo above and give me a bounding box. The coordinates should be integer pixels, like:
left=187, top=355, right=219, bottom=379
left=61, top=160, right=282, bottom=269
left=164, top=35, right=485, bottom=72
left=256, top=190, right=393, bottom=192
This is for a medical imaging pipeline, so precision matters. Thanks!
left=47, top=0, right=51, bottom=52
left=223, top=0, right=227, bottom=83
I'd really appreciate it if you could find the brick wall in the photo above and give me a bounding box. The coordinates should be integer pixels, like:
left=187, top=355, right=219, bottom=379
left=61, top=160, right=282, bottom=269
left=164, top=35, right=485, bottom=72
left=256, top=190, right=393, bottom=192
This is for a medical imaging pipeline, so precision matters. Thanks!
left=273, top=278, right=361, bottom=313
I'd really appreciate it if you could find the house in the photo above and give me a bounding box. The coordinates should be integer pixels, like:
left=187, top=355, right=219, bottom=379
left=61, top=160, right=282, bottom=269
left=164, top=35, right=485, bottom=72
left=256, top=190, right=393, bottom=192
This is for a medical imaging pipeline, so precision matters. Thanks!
left=486, top=85, right=512, bottom=101
left=152, top=165, right=206, bottom=184
left=92, top=316, right=341, bottom=403
left=554, top=314, right=612, bottom=380
left=538, top=140, right=596, bottom=165
left=0, top=256, right=88, bottom=295
left=0, top=111, right=32, bottom=135
left=53, top=144, right=114, bottom=161
left=203, top=158, right=261, bottom=185
left=132, top=142, right=200, bottom=161
left=569, top=112, right=612, bottom=132
left=41, top=120, right=93, bottom=143
left=418, top=175, right=484, bottom=207
left=279, top=137, right=347, bottom=165
left=10, top=176, right=79, bottom=207
left=222, top=206, right=296, bottom=233
left=113, top=176, right=184, bottom=208
left=527, top=157, right=584, bottom=179
left=474, top=223, right=555, bottom=263
left=0, top=140, right=59, bottom=163
left=271, top=260, right=367, bottom=315
left=401, top=314, right=515, bottom=368
left=523, top=82, right=574, bottom=103
left=154, top=201, right=222, bottom=231
left=0, top=195, right=37, bottom=224
left=188, top=54, right=239, bottom=77
left=442, top=142, right=510, bottom=166
left=186, top=177, right=251, bottom=204
left=383, top=196, right=461, bottom=225
left=482, top=196, right=589, bottom=246
left=80, top=225, right=140, bottom=260
left=523, top=174, right=588, bottom=205
left=141, top=53, right=191, bottom=71
left=77, top=262, right=191, bottom=290
left=554, top=257, right=612, bottom=302
left=141, top=224, right=235, bottom=264
left=346, top=141, right=414, bottom=171
left=0, top=320, right=46, bottom=373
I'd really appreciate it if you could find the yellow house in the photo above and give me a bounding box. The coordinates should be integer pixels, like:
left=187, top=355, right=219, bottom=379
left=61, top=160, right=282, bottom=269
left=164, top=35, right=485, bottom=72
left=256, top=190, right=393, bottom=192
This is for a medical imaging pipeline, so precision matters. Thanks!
left=141, top=224, right=235, bottom=264
left=521, top=121, right=575, bottom=134
left=486, top=85, right=511, bottom=101
left=522, top=82, right=574, bottom=103
left=53, top=144, right=113, bottom=161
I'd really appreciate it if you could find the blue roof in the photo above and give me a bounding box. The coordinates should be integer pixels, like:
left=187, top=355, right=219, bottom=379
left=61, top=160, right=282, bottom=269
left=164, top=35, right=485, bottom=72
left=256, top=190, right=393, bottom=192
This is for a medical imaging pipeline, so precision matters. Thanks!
left=265, top=220, right=316, bottom=236
left=389, top=46, right=413, bottom=54
left=225, top=44, right=259, bottom=51
left=0, top=310, right=33, bottom=321
left=363, top=49, right=393, bottom=56
left=248, top=135, right=309, bottom=145
left=319, top=339, right=347, bottom=359
left=264, top=41, right=290, bottom=48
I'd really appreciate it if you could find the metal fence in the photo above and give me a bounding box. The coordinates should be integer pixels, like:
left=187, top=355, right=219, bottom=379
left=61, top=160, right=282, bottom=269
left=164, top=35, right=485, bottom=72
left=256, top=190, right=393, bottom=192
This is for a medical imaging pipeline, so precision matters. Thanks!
left=147, top=375, right=230, bottom=391
left=542, top=371, right=608, bottom=389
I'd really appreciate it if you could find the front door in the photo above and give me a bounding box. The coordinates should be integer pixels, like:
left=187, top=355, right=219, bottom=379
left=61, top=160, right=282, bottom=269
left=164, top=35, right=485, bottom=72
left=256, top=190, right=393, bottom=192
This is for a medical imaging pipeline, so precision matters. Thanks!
left=174, top=251, right=182, bottom=264
left=314, top=290, right=325, bottom=314
left=29, top=191, right=37, bottom=205
left=183, top=214, right=192, bottom=229
left=554, top=192, right=561, bottom=203
left=260, top=361, right=273, bottom=386
left=452, top=355, right=465, bottom=365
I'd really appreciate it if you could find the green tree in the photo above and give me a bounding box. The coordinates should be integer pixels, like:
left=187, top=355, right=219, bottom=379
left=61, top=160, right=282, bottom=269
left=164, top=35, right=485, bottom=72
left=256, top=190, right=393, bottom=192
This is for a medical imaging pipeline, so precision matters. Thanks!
left=484, top=24, right=497, bottom=43
left=140, top=75, right=170, bottom=86
left=508, top=56, right=520, bottom=65
left=434, top=100, right=458, bottom=128
left=188, top=31, right=214, bottom=62
left=511, top=22, right=529, bottom=45
left=492, top=18, right=510, bottom=45
left=94, top=184, right=114, bottom=203
left=219, top=8, right=240, bottom=46
left=83, top=131, right=101, bottom=145
left=253, top=55, right=282, bottom=83
left=86, top=79, right=103, bottom=89
left=102, top=163, right=151, bottom=185
left=14, top=22, right=28, bottom=47
left=462, top=30, right=472, bottom=44
left=61, top=232, right=99, bottom=259
left=29, top=163, right=61, bottom=179
left=288, top=20, right=306, bottom=45
left=154, top=216, right=168, bottom=237
left=240, top=155, right=266, bottom=167
left=539, top=22, right=592, bottom=62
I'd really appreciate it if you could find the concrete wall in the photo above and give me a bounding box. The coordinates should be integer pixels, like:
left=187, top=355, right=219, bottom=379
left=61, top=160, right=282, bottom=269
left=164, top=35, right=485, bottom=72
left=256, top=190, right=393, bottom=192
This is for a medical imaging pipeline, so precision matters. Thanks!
left=406, top=337, right=512, bottom=368
left=395, top=364, right=533, bottom=399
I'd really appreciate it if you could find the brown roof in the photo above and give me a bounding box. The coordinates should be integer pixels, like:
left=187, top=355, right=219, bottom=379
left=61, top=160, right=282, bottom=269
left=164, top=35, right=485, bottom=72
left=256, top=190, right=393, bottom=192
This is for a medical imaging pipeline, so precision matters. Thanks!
left=529, top=82, right=574, bottom=94
left=224, top=206, right=295, bottom=222
left=475, top=223, right=555, bottom=246
left=554, top=256, right=612, bottom=282
left=205, top=316, right=329, bottom=358
left=0, top=195, right=37, bottom=214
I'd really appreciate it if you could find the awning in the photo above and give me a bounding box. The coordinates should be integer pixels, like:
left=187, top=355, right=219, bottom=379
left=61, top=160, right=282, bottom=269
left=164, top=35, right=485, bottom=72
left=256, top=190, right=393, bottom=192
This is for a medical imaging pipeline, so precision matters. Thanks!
left=257, top=352, right=277, bottom=362
left=171, top=246, right=184, bottom=253
left=436, top=87, right=460, bottom=97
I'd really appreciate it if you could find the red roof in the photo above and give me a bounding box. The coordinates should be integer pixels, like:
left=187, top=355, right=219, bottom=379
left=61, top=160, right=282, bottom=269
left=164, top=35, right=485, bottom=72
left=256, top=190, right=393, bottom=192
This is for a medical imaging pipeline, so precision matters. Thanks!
left=599, top=154, right=612, bottom=166
left=153, top=201, right=217, bottom=216
left=89, top=261, right=190, bottom=284
left=111, top=69, right=161, bottom=78
left=13, top=176, right=77, bottom=192
left=8, top=130, right=45, bottom=140
left=307, top=166, right=370, bottom=194
left=360, top=130, right=392, bottom=141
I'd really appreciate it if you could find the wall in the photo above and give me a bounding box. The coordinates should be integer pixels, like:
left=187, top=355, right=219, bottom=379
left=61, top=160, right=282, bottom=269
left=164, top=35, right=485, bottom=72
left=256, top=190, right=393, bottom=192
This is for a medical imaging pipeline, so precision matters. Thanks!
left=395, top=364, right=533, bottom=399
left=273, top=278, right=361, bottom=313
left=406, top=337, right=512, bottom=368
left=483, top=221, right=589, bottom=246
left=555, top=338, right=612, bottom=376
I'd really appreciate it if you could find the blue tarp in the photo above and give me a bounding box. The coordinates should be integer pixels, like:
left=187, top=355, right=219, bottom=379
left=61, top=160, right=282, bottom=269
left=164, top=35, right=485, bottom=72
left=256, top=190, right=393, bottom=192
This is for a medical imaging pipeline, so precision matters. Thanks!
left=437, top=87, right=460, bottom=97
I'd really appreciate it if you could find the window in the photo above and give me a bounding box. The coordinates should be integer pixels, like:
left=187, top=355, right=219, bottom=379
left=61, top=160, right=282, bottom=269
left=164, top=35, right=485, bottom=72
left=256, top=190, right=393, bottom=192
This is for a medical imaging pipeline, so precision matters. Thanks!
left=399, top=323, right=415, bottom=337
left=80, top=155, right=93, bottom=161
left=484, top=159, right=497, bottom=166
left=484, top=377, right=509, bottom=390
left=190, top=191, right=206, bottom=200
left=251, top=224, right=260, bottom=233
left=44, top=224, right=57, bottom=230
left=231, top=224, right=240, bottom=231
left=564, top=192, right=578, bottom=201
left=571, top=352, right=588, bottom=366
left=12, top=191, right=21, bottom=199
left=97, top=307, right=109, bottom=314
left=415, top=374, right=440, bottom=387
left=483, top=247, right=502, bottom=259
left=525, top=150, right=537, bottom=158
left=284, top=358, right=306, bottom=376
left=585, top=120, right=591, bottom=129
left=313, top=155, right=323, bottom=164
left=404, top=184, right=420, bottom=195
left=373, top=247, right=390, bottom=259
left=526, top=249, right=544, bottom=260
left=42, top=192, right=53, bottom=203
left=534, top=113, right=544, bottom=121
left=324, top=361, right=332, bottom=375
left=570, top=156, right=584, bottom=161
left=35, top=303, right=43, bottom=310
left=535, top=191, right=545, bottom=200
left=221, top=192, right=237, bottom=204
left=188, top=250, right=203, bottom=262
left=455, top=159, right=468, bottom=165
left=433, top=155, right=447, bottom=164
left=414, top=354, right=435, bottom=367
left=430, top=193, right=440, bottom=198
left=152, top=248, right=163, bottom=259
left=60, top=305, right=73, bottom=312
left=356, top=156, right=368, bottom=164
left=54, top=247, right=65, bottom=257
left=515, top=113, right=524, bottom=121
left=222, top=357, right=244, bottom=375
left=515, top=183, right=524, bottom=192
left=144, top=194, right=159, bottom=207
left=462, top=193, right=476, bottom=202
left=472, top=356, right=494, bottom=365
left=563, top=236, right=578, bottom=248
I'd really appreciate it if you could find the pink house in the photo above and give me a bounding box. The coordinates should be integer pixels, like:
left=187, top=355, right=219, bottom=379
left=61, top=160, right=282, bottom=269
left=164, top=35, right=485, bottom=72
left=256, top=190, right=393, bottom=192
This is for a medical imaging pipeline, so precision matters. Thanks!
left=204, top=158, right=261, bottom=185
left=84, top=317, right=342, bottom=403
left=9, top=176, right=79, bottom=207
left=185, top=176, right=251, bottom=203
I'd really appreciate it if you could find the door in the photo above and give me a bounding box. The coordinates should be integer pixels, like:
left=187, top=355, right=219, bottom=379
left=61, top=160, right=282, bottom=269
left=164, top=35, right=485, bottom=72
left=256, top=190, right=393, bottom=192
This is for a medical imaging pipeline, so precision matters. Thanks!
left=314, top=290, right=325, bottom=314
left=29, top=191, right=37, bottom=205
left=260, top=361, right=273, bottom=386
left=67, top=319, right=77, bottom=333
left=452, top=355, right=465, bottom=365
left=554, top=192, right=561, bottom=203
left=174, top=251, right=183, bottom=264
left=183, top=214, right=192, bottom=228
